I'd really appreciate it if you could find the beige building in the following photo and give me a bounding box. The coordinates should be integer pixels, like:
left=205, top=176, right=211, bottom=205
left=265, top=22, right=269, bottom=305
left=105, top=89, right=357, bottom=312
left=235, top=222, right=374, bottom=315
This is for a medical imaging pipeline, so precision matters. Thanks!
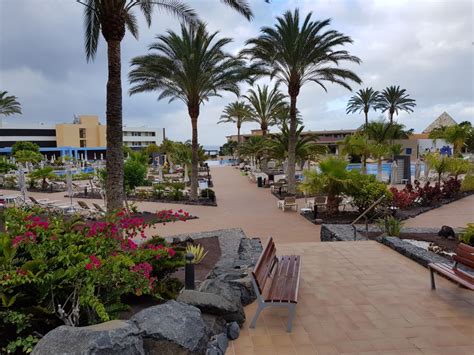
left=56, top=115, right=106, bottom=148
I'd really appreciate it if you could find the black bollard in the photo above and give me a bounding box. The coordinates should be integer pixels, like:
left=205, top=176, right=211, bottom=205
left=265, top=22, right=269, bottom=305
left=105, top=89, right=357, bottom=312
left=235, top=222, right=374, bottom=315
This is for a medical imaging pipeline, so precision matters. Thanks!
left=84, top=186, right=88, bottom=197
left=185, top=253, right=195, bottom=290
left=313, top=205, right=318, bottom=220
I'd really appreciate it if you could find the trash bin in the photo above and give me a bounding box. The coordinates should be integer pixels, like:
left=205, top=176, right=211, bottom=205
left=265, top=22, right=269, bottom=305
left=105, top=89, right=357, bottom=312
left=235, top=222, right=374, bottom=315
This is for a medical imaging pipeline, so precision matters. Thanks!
left=257, top=176, right=263, bottom=187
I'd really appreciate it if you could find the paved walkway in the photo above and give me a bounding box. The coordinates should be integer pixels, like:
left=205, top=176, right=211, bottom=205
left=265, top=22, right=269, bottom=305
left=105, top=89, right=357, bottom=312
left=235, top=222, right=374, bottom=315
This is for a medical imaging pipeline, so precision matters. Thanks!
left=404, top=194, right=474, bottom=229
left=228, top=241, right=474, bottom=355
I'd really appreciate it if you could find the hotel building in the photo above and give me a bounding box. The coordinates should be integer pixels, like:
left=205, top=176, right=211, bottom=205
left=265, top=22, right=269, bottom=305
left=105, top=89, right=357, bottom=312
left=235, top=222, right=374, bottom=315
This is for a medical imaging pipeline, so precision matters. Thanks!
left=0, top=115, right=165, bottom=159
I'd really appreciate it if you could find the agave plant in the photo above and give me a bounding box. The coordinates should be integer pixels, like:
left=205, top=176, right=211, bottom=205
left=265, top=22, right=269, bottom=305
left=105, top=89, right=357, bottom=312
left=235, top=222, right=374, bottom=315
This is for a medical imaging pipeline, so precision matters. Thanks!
left=185, top=244, right=208, bottom=264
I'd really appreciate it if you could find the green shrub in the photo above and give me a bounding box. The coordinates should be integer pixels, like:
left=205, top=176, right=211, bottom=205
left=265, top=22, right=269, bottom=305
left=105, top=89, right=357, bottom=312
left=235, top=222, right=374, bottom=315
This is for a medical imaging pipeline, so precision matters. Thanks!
left=377, top=216, right=404, bottom=237
left=459, top=223, right=474, bottom=246
left=200, top=188, right=216, bottom=201
left=124, top=160, right=147, bottom=190
left=0, top=207, right=188, bottom=352
left=152, top=184, right=166, bottom=199
left=461, top=174, right=474, bottom=192
left=346, top=171, right=392, bottom=213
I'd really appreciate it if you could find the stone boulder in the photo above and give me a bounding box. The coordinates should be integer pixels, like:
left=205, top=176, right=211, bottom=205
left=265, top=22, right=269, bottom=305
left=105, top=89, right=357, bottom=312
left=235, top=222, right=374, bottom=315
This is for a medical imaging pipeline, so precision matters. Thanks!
left=205, top=333, right=228, bottom=355
left=32, top=320, right=143, bottom=355
left=177, top=290, right=245, bottom=326
left=130, top=301, right=209, bottom=355
left=226, top=322, right=240, bottom=340
left=201, top=314, right=227, bottom=336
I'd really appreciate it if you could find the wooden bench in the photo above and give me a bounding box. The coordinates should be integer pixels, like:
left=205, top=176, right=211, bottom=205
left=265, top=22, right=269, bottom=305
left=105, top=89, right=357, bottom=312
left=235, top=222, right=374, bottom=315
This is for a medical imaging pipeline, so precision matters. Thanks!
left=250, top=237, right=301, bottom=332
left=428, top=243, right=474, bottom=290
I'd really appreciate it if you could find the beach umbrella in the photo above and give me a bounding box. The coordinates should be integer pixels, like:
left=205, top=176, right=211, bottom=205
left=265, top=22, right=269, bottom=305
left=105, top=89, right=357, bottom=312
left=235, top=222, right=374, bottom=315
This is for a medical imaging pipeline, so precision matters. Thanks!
left=100, top=153, right=104, bottom=160
left=414, top=159, right=421, bottom=182
left=376, top=162, right=383, bottom=182
left=390, top=160, right=398, bottom=185
left=169, top=161, right=174, bottom=174
left=184, top=164, right=189, bottom=183
left=94, top=152, right=97, bottom=160
left=158, top=164, right=163, bottom=182
left=17, top=165, right=27, bottom=203
left=39, top=161, right=44, bottom=169
left=424, top=160, right=429, bottom=181
left=66, top=165, right=74, bottom=207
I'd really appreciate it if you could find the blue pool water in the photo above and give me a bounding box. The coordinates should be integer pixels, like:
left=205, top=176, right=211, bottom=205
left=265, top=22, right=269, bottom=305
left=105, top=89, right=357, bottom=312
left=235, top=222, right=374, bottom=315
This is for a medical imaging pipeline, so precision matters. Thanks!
left=205, top=159, right=238, bottom=166
left=54, top=167, right=95, bottom=175
left=347, top=163, right=425, bottom=176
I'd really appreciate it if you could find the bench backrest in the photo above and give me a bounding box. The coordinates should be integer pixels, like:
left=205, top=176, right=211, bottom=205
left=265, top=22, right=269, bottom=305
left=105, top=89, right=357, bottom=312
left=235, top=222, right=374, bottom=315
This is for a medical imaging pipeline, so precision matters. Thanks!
left=314, top=195, right=328, bottom=205
left=284, top=196, right=296, bottom=204
left=252, top=237, right=277, bottom=294
left=454, top=243, right=474, bottom=269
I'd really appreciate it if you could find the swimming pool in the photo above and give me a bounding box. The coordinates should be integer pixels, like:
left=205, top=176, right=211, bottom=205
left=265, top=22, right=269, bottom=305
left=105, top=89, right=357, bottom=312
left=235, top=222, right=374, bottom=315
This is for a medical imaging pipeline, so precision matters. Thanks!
left=54, top=167, right=95, bottom=175
left=347, top=163, right=425, bottom=176
left=205, top=159, right=238, bottom=166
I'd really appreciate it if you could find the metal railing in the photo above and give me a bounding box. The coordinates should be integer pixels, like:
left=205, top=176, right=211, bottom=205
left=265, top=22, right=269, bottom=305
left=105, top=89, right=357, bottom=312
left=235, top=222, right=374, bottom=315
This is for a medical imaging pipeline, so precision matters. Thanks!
left=350, top=195, right=387, bottom=240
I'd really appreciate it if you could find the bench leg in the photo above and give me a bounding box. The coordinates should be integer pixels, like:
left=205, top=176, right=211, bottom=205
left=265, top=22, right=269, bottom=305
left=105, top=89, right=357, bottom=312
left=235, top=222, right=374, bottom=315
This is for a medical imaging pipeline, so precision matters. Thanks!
left=250, top=302, right=265, bottom=329
left=286, top=304, right=296, bottom=332
left=430, top=268, right=436, bottom=290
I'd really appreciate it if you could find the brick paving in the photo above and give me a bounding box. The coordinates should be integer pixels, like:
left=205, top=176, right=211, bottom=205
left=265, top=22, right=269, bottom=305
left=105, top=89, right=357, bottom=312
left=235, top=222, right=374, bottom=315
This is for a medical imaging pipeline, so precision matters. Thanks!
left=228, top=241, right=474, bottom=355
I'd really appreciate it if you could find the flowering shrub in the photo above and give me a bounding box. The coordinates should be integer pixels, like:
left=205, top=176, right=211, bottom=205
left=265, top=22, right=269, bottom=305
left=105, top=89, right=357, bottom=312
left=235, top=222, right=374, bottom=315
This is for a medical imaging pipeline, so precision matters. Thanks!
left=0, top=207, right=188, bottom=353
left=413, top=180, right=442, bottom=206
left=441, top=177, right=461, bottom=198
left=389, top=185, right=419, bottom=210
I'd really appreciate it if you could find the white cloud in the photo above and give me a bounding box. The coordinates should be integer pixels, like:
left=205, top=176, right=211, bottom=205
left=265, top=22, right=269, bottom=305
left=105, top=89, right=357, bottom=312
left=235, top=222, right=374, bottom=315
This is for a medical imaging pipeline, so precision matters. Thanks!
left=0, top=0, right=472, bottom=146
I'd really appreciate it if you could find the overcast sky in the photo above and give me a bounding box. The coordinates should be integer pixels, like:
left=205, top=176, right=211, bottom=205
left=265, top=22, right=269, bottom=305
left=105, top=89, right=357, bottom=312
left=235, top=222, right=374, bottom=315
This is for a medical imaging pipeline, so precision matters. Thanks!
left=0, top=0, right=473, bottom=146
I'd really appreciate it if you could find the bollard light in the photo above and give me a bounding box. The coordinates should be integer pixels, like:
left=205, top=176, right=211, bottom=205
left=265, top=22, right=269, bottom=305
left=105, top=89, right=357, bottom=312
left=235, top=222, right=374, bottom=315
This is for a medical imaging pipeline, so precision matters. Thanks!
left=185, top=253, right=195, bottom=290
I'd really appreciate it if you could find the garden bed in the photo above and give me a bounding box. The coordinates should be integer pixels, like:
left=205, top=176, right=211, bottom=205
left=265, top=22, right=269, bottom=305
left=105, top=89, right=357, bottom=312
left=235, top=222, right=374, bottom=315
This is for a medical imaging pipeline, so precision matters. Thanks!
left=74, top=194, right=218, bottom=206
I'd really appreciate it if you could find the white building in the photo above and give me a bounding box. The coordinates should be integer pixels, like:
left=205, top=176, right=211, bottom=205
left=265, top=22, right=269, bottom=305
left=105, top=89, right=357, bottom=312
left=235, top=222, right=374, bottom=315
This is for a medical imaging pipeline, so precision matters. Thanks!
left=122, top=126, right=165, bottom=148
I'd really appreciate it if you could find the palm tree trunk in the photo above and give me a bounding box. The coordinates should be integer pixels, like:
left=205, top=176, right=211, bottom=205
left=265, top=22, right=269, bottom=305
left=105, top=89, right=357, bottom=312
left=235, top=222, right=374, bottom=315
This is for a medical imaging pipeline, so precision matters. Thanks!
left=105, top=40, right=124, bottom=211
left=189, top=109, right=199, bottom=201
left=327, top=193, right=339, bottom=216
left=364, top=110, right=368, bottom=132
left=237, top=125, right=241, bottom=144
left=287, top=94, right=298, bottom=194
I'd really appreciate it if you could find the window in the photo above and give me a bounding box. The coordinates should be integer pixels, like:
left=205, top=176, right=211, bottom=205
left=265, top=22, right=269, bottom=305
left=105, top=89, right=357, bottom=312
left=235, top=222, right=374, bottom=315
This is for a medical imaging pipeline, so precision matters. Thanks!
left=405, top=148, right=412, bottom=155
left=79, top=128, right=86, bottom=139
left=80, top=139, right=87, bottom=148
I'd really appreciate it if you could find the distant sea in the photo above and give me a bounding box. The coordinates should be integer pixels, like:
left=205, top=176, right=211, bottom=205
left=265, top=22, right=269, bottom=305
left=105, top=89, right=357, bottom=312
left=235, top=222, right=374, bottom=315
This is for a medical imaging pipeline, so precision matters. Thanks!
left=203, top=145, right=221, bottom=151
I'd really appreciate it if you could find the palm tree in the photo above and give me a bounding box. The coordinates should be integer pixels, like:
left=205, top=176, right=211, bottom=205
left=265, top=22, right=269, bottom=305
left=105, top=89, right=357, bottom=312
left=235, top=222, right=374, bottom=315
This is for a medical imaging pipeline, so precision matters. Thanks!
left=238, top=136, right=270, bottom=169
left=274, top=105, right=303, bottom=129
left=429, top=124, right=471, bottom=155
left=218, top=101, right=253, bottom=143
left=79, top=0, right=252, bottom=210
left=269, top=124, right=325, bottom=168
left=243, top=9, right=362, bottom=194
left=340, top=134, right=371, bottom=174
left=368, top=143, right=389, bottom=181
left=79, top=0, right=196, bottom=211
left=376, top=85, right=416, bottom=125
left=365, top=119, right=411, bottom=144
left=300, top=156, right=352, bottom=215
left=129, top=23, right=246, bottom=200
left=0, top=91, right=22, bottom=117
left=244, top=85, right=286, bottom=136
left=346, top=87, right=379, bottom=131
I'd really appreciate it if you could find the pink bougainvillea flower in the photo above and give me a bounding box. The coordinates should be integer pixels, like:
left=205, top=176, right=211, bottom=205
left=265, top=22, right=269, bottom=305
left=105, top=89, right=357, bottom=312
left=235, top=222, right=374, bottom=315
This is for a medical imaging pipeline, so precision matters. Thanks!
left=85, top=263, right=94, bottom=270
left=16, top=268, right=28, bottom=276
left=12, top=236, right=23, bottom=247
left=121, top=238, right=138, bottom=251
left=167, top=248, right=176, bottom=257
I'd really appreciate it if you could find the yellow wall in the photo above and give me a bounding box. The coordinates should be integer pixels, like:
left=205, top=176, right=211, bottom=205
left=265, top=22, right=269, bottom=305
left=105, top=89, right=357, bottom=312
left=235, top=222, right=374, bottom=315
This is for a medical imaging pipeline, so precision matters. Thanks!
left=55, top=115, right=106, bottom=148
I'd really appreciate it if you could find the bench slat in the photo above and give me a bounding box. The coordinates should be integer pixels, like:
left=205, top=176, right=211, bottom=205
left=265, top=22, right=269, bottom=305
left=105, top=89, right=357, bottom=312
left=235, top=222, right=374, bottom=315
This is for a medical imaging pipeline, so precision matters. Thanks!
left=264, top=255, right=301, bottom=303
left=429, top=263, right=474, bottom=290
left=253, top=238, right=277, bottom=294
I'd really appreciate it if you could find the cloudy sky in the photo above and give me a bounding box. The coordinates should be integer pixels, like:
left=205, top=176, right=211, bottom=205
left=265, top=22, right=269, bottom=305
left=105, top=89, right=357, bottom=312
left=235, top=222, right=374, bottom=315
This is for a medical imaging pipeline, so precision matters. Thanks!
left=0, top=0, right=472, bottom=146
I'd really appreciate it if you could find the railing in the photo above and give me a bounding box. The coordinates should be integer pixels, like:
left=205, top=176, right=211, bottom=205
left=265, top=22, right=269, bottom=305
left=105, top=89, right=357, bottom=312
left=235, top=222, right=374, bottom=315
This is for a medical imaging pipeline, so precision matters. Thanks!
left=350, top=195, right=387, bottom=240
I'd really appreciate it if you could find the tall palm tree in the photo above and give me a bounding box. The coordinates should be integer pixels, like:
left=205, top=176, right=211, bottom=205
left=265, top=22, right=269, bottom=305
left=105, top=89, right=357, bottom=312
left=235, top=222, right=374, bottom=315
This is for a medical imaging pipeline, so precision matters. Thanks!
left=244, top=85, right=286, bottom=136
left=365, top=119, right=411, bottom=144
left=346, top=87, right=379, bottom=131
left=129, top=23, right=246, bottom=200
left=79, top=0, right=252, bottom=211
left=377, top=85, right=416, bottom=124
left=218, top=101, right=253, bottom=143
left=0, top=91, right=22, bottom=116
left=243, top=9, right=362, bottom=194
